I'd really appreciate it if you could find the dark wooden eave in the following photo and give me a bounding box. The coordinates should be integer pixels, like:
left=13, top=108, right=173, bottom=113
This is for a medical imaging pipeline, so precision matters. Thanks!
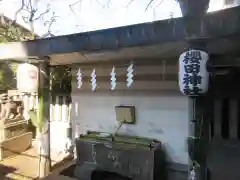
left=0, top=6, right=240, bottom=65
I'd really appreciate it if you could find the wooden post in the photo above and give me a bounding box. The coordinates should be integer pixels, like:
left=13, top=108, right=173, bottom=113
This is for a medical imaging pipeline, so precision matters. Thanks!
left=38, top=59, right=51, bottom=178
left=188, top=97, right=202, bottom=180
left=188, top=94, right=211, bottom=180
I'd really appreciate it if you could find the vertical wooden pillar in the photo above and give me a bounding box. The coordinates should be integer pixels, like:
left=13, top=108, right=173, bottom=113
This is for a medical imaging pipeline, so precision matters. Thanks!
left=38, top=59, right=51, bottom=178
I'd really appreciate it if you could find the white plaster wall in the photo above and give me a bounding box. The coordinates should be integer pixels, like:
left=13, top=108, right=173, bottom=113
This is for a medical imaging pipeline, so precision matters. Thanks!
left=71, top=93, right=189, bottom=165
left=208, top=0, right=240, bottom=12
left=50, top=121, right=68, bottom=152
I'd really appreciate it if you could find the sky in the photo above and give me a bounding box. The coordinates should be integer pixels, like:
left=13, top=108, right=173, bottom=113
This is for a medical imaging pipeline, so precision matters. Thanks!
left=0, top=0, right=235, bottom=37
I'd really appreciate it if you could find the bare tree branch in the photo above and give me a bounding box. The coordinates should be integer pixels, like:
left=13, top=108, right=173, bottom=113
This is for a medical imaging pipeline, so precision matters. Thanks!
left=106, top=0, right=111, bottom=8
left=12, top=0, right=57, bottom=39
left=156, top=0, right=164, bottom=8
left=2, top=0, right=58, bottom=41
left=69, top=0, right=108, bottom=15
left=95, top=0, right=105, bottom=8
left=13, top=0, right=26, bottom=24
left=125, top=0, right=136, bottom=8
left=145, top=0, right=155, bottom=11
left=32, top=4, right=51, bottom=21
left=69, top=0, right=82, bottom=15
left=40, top=12, right=59, bottom=38
left=125, top=0, right=163, bottom=10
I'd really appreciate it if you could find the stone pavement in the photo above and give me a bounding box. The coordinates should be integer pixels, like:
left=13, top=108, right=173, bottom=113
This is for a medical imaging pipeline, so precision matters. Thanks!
left=0, top=144, right=73, bottom=180
left=41, top=175, right=78, bottom=180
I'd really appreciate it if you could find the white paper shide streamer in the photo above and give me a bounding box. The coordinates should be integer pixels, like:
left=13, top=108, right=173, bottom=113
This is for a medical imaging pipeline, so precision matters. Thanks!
left=110, top=66, right=116, bottom=90
left=179, top=50, right=209, bottom=96
left=76, top=68, right=82, bottom=89
left=126, top=63, right=134, bottom=88
left=91, top=69, right=97, bottom=91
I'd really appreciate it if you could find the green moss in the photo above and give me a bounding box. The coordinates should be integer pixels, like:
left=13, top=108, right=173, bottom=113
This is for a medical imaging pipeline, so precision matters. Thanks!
left=79, top=131, right=159, bottom=149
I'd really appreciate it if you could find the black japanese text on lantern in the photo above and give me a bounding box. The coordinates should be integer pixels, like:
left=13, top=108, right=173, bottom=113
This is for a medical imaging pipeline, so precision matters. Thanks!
left=182, top=51, right=202, bottom=95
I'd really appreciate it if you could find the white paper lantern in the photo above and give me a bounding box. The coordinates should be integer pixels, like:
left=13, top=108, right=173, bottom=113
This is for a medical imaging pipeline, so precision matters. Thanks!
left=17, top=63, right=39, bottom=93
left=179, top=50, right=209, bottom=96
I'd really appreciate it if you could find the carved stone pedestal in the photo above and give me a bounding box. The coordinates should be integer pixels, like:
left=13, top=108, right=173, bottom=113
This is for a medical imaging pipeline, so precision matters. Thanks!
left=0, top=118, right=32, bottom=160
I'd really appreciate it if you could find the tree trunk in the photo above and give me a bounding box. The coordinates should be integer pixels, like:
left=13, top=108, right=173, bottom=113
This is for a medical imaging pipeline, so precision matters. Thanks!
left=38, top=60, right=51, bottom=178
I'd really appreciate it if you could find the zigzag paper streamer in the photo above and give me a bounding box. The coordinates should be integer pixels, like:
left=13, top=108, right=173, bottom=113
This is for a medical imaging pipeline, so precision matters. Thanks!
left=126, top=63, right=134, bottom=88
left=76, top=68, right=82, bottom=89
left=110, top=66, right=116, bottom=90
left=91, top=69, right=97, bottom=91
